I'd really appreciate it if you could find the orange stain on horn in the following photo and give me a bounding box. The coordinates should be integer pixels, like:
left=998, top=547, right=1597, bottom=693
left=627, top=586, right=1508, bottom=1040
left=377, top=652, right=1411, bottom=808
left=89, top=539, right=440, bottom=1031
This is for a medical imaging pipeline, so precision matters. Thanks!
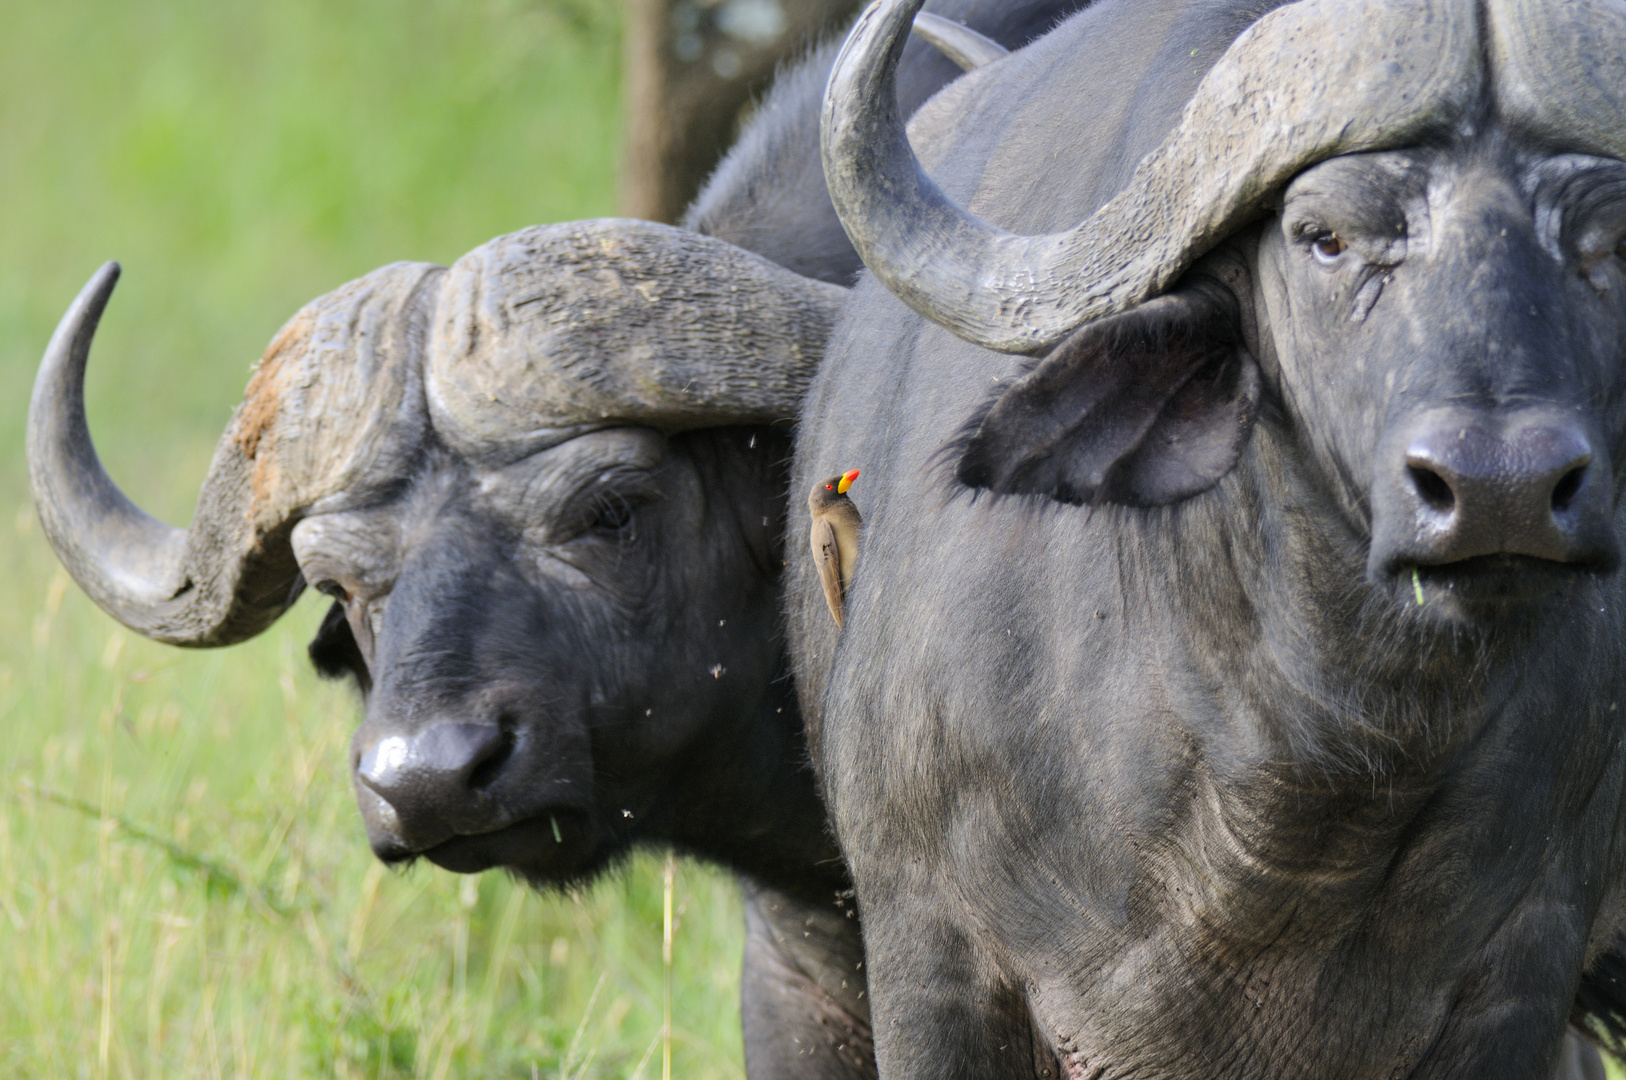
left=235, top=309, right=315, bottom=515
left=236, top=310, right=313, bottom=462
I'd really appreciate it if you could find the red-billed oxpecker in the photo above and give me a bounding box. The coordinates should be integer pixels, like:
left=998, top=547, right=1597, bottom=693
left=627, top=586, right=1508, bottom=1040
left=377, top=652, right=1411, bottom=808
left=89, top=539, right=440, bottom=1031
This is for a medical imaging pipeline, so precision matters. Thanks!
left=809, top=469, right=862, bottom=628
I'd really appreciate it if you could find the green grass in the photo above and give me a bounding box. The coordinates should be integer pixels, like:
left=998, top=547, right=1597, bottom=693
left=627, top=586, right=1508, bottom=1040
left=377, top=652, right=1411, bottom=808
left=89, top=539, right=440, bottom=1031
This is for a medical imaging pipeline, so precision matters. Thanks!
left=0, top=2, right=749, bottom=1075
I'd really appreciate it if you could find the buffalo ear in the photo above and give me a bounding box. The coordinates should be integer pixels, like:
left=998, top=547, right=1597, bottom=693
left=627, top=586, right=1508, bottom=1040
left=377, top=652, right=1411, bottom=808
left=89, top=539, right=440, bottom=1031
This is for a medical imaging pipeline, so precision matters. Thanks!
left=955, top=281, right=1259, bottom=507
left=308, top=600, right=371, bottom=693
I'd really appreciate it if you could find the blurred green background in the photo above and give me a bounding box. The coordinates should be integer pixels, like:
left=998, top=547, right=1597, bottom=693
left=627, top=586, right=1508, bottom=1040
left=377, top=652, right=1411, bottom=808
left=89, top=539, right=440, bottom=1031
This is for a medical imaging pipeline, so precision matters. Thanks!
left=0, top=1, right=749, bottom=1076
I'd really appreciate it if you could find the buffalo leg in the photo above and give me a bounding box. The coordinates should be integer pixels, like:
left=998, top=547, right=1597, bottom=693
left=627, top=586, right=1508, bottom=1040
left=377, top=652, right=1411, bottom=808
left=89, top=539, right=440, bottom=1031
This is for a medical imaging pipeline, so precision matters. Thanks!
left=1553, top=1032, right=1607, bottom=1080
left=740, top=882, right=875, bottom=1079
left=857, top=896, right=1049, bottom=1080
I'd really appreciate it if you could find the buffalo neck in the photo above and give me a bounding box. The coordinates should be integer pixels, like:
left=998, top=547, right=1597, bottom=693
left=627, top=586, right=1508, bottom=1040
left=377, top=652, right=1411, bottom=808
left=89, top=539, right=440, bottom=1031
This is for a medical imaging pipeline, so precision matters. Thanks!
left=1089, top=416, right=1626, bottom=1071
left=641, top=659, right=851, bottom=906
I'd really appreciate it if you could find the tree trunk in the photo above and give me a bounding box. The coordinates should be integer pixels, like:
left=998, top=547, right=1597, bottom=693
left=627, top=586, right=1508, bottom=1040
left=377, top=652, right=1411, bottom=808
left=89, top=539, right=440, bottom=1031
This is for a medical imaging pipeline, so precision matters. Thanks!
left=620, top=0, right=861, bottom=223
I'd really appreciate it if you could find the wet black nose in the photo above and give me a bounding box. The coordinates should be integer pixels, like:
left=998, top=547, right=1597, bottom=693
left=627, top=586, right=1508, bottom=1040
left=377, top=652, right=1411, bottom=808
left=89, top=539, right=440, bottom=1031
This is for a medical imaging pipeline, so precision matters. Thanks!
left=355, top=722, right=510, bottom=847
left=1404, top=425, right=1593, bottom=562
left=1370, top=409, right=1617, bottom=576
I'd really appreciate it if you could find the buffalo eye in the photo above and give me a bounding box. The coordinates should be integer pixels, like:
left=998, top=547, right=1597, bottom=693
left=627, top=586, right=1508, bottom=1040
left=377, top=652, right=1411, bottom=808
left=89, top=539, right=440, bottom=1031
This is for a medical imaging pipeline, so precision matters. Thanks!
left=315, top=580, right=350, bottom=603
left=1311, top=232, right=1347, bottom=263
left=591, top=496, right=633, bottom=533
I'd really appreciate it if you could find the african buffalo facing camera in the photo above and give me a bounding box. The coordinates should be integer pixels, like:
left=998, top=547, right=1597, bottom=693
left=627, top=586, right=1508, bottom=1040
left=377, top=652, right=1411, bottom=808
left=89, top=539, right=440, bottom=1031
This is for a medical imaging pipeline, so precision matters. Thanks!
left=30, top=224, right=871, bottom=1073
left=798, top=0, right=1626, bottom=1075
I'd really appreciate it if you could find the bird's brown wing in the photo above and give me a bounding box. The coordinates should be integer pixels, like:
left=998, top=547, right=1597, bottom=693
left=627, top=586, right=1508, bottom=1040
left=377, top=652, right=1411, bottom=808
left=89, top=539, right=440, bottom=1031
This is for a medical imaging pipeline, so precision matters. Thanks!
left=811, top=516, right=846, bottom=628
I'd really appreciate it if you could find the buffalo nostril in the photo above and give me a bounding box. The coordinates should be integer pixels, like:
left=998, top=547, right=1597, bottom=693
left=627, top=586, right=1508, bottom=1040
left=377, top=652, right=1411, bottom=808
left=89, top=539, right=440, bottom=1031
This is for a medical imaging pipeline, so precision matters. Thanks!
left=466, top=730, right=513, bottom=790
left=421, top=722, right=509, bottom=790
left=1407, top=464, right=1456, bottom=512
left=1551, top=464, right=1587, bottom=513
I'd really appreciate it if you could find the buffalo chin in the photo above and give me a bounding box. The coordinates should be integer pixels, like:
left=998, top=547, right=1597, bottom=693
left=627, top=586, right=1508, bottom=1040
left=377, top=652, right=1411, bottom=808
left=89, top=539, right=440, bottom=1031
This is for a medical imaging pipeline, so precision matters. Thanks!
left=417, top=811, right=596, bottom=877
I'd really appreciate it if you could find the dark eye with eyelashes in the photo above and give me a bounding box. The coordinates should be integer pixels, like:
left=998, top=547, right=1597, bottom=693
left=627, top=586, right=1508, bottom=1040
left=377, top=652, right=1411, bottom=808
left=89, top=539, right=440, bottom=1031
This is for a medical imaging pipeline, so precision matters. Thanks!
left=1311, top=232, right=1348, bottom=263
left=315, top=580, right=350, bottom=602
left=552, top=466, right=660, bottom=542
left=588, top=493, right=635, bottom=533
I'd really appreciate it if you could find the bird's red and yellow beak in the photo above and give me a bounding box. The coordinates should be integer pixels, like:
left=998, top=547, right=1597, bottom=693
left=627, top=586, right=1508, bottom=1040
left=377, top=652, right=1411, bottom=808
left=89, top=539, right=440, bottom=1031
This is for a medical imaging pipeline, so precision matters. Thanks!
left=837, top=469, right=860, bottom=495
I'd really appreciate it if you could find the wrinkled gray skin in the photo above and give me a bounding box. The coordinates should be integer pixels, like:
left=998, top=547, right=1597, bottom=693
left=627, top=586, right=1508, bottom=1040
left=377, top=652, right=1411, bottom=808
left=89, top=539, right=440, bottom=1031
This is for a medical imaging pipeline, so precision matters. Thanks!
left=26, top=4, right=1089, bottom=1079
left=796, top=0, right=1626, bottom=1076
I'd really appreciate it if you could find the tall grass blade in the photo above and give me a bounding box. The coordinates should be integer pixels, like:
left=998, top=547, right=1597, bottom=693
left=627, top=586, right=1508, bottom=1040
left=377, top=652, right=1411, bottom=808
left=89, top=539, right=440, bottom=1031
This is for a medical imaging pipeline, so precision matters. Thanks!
left=663, top=850, right=675, bottom=1080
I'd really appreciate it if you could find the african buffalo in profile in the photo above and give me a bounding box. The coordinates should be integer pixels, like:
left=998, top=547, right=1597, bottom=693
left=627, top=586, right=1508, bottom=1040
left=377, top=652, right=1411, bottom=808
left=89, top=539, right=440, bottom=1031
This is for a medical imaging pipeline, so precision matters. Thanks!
left=26, top=3, right=1095, bottom=1076
left=795, top=0, right=1626, bottom=1075
left=29, top=224, right=870, bottom=1074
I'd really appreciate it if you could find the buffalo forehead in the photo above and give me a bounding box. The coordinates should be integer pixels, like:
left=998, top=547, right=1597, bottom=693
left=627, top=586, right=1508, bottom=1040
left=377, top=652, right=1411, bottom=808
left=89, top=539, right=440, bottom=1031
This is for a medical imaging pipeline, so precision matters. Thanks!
left=232, top=261, right=436, bottom=527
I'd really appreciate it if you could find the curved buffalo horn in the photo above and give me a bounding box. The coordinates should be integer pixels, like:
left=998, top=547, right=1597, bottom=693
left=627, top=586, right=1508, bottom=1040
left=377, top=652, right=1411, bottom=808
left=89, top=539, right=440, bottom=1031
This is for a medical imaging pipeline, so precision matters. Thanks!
left=425, top=220, right=849, bottom=456
left=822, top=0, right=1481, bottom=354
left=910, top=12, right=1008, bottom=72
left=28, top=264, right=194, bottom=637
left=30, top=260, right=437, bottom=647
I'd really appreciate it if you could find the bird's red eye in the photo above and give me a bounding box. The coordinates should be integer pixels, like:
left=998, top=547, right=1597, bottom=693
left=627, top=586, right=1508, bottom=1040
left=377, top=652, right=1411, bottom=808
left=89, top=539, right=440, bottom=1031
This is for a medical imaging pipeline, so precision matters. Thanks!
left=826, top=484, right=833, bottom=490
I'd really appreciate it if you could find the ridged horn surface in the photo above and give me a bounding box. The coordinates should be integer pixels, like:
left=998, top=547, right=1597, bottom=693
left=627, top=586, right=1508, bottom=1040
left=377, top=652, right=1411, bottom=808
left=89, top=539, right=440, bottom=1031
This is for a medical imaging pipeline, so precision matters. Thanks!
left=28, top=261, right=437, bottom=646
left=822, top=0, right=1481, bottom=354
left=426, top=219, right=848, bottom=458
left=1489, top=0, right=1626, bottom=161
